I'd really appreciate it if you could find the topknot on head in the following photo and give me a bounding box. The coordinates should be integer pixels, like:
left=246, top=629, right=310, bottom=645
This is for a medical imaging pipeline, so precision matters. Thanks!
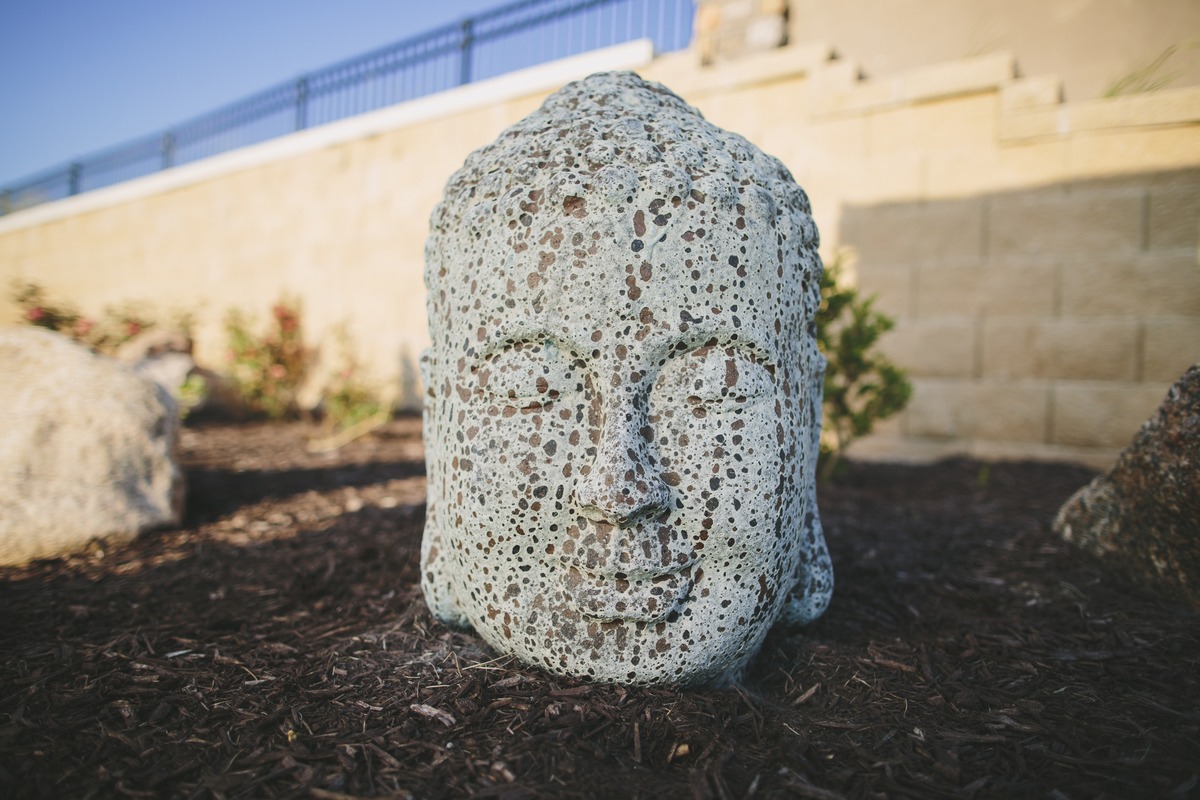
left=541, top=71, right=698, bottom=119
left=427, top=71, right=818, bottom=284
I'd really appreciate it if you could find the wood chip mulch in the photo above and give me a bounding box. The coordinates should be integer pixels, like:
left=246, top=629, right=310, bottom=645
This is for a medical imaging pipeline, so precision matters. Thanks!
left=1, top=417, right=1197, bottom=799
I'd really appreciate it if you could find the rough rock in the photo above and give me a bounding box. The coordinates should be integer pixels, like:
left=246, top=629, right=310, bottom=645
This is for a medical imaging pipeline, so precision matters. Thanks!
left=421, top=71, right=832, bottom=685
left=0, top=327, right=185, bottom=565
left=114, top=327, right=192, bottom=362
left=115, top=329, right=239, bottom=417
left=1054, top=364, right=1200, bottom=606
left=133, top=351, right=196, bottom=397
left=118, top=329, right=200, bottom=409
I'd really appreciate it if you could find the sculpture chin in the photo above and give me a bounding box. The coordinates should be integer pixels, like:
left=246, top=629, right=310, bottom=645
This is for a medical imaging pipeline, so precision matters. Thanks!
left=563, top=564, right=695, bottom=623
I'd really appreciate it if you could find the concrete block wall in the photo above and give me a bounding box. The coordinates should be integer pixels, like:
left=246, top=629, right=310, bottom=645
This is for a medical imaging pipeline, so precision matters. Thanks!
left=1, top=36, right=1197, bottom=467
left=840, top=141, right=1199, bottom=467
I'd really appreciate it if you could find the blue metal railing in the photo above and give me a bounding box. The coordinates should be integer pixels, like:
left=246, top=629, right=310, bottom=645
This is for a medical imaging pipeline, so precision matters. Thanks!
left=0, top=0, right=694, bottom=216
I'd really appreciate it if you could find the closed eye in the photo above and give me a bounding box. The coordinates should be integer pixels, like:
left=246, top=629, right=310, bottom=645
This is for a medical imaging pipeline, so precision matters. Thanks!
left=657, top=346, right=774, bottom=412
left=473, top=340, right=585, bottom=410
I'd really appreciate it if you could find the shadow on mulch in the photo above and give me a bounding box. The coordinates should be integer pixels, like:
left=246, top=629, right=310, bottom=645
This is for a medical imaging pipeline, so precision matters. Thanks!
left=1, top=418, right=1197, bottom=799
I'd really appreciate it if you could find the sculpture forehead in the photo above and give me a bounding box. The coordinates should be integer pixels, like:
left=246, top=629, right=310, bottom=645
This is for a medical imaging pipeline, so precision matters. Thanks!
left=434, top=214, right=801, bottom=370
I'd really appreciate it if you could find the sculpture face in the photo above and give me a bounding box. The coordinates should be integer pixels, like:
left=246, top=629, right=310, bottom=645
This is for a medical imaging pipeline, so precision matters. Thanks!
left=422, top=72, right=832, bottom=685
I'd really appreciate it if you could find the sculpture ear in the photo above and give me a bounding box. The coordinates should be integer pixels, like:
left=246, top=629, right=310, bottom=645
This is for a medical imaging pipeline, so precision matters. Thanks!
left=420, top=509, right=471, bottom=628
left=777, top=501, right=834, bottom=629
left=776, top=369, right=834, bottom=630
left=419, top=353, right=469, bottom=627
left=419, top=349, right=432, bottom=395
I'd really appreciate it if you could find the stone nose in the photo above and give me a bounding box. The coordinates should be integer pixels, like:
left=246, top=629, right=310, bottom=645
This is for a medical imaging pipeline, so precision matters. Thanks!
left=572, top=402, right=670, bottom=528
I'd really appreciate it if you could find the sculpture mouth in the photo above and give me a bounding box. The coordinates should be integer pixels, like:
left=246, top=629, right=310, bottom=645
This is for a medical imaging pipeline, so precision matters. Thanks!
left=562, top=563, right=696, bottom=622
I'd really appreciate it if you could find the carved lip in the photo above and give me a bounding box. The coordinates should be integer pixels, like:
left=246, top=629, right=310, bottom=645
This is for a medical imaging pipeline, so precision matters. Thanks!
left=562, top=563, right=696, bottom=623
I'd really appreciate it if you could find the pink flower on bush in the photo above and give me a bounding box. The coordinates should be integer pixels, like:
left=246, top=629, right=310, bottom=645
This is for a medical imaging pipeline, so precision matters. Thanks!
left=273, top=304, right=299, bottom=332
left=126, top=321, right=142, bottom=337
left=268, top=364, right=287, bottom=379
left=26, top=307, right=44, bottom=322
left=74, top=318, right=95, bottom=336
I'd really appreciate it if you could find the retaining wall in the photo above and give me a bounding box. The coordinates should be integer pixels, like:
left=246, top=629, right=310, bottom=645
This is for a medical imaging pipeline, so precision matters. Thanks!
left=1, top=37, right=1197, bottom=466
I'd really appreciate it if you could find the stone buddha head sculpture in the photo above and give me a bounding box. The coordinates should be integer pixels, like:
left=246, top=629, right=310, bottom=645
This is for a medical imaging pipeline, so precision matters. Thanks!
left=421, top=71, right=832, bottom=686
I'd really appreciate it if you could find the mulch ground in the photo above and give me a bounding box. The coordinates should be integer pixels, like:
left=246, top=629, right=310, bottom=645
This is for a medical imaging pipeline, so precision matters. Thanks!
left=1, top=417, right=1197, bottom=799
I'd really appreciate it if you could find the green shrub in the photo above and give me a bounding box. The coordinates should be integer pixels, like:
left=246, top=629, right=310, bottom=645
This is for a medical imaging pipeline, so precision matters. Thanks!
left=816, top=256, right=912, bottom=480
left=1104, top=42, right=1197, bottom=97
left=320, top=327, right=388, bottom=434
left=224, top=299, right=311, bottom=420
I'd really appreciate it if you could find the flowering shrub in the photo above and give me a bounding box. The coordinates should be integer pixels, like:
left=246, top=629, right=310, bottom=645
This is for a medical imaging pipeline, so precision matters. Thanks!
left=224, top=299, right=311, bottom=420
left=816, top=256, right=912, bottom=479
left=14, top=282, right=81, bottom=332
left=12, top=283, right=394, bottom=430
left=12, top=281, right=162, bottom=354
left=320, top=328, right=388, bottom=434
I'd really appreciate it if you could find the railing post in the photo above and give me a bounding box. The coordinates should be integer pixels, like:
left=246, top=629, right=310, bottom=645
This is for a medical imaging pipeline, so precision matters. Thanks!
left=459, top=18, right=474, bottom=86
left=295, top=77, right=310, bottom=130
left=68, top=163, right=82, bottom=196
left=162, top=133, right=176, bottom=169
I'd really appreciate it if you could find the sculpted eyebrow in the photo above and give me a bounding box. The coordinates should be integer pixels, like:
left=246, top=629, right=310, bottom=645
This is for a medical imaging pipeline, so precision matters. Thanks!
left=472, top=328, right=585, bottom=368
left=679, top=321, right=779, bottom=367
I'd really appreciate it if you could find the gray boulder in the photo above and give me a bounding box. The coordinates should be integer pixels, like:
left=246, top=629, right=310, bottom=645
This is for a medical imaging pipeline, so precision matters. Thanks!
left=114, top=327, right=192, bottom=362
left=133, top=351, right=196, bottom=399
left=1054, top=364, right=1200, bottom=606
left=0, top=327, right=185, bottom=565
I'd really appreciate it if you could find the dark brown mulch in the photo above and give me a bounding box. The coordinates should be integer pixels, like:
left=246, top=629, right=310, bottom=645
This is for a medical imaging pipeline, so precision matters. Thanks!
left=1, top=418, right=1197, bottom=800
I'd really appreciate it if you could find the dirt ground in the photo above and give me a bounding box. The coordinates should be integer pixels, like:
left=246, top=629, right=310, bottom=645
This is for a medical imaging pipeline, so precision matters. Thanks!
left=1, top=417, right=1197, bottom=799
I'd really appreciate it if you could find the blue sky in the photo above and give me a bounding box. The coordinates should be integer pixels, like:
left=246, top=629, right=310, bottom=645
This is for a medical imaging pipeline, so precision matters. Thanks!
left=0, top=0, right=507, bottom=186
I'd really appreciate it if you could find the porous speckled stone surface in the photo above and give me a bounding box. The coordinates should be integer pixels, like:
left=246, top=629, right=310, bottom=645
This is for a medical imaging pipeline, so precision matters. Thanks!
left=1055, top=364, right=1200, bottom=607
left=421, top=71, right=832, bottom=686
